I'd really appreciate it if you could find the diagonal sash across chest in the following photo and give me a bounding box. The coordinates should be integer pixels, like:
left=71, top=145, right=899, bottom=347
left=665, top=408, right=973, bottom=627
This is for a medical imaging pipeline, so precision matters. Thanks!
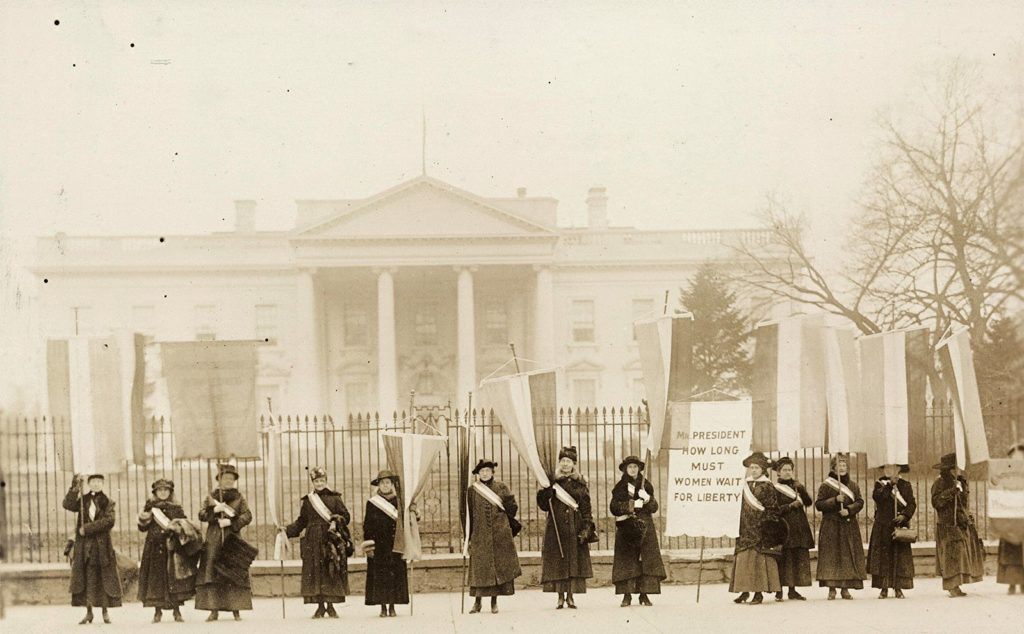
left=773, top=482, right=798, bottom=501
left=369, top=494, right=399, bottom=521
left=552, top=483, right=580, bottom=511
left=742, top=477, right=768, bottom=512
left=308, top=491, right=334, bottom=523
left=151, top=506, right=172, bottom=530
left=472, top=481, right=506, bottom=511
left=823, top=476, right=857, bottom=502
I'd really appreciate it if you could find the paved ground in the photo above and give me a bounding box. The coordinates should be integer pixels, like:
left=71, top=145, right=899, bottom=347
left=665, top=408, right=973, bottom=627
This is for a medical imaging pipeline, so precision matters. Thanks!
left=1, top=579, right=1022, bottom=633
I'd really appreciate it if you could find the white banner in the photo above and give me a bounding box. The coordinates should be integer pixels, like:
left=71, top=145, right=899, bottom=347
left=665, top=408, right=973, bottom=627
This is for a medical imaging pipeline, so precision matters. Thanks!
left=664, top=400, right=752, bottom=538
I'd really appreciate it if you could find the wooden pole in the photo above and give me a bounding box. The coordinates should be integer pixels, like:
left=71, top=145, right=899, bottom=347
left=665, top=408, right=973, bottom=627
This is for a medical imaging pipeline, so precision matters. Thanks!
left=695, top=536, right=706, bottom=603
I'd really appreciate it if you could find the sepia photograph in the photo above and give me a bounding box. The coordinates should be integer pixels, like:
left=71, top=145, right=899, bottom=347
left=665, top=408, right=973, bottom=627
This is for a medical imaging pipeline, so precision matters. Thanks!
left=0, top=2, right=1022, bottom=632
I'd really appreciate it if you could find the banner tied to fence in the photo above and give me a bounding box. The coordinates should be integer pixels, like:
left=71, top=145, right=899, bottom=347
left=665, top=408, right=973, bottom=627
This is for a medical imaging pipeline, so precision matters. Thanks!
left=664, top=400, right=752, bottom=538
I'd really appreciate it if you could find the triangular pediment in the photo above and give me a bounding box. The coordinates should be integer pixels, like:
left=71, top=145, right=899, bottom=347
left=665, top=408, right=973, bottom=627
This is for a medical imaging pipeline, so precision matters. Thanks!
left=294, top=176, right=554, bottom=239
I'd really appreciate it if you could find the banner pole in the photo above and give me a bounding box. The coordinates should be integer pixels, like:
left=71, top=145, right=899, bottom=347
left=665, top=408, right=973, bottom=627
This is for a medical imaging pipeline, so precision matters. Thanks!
left=695, top=536, right=705, bottom=603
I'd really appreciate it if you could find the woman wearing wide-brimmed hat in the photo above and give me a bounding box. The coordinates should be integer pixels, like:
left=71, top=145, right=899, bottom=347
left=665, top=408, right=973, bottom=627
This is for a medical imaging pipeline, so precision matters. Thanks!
left=997, top=442, right=1024, bottom=594
left=537, top=446, right=594, bottom=609
left=137, top=478, right=193, bottom=622
left=867, top=464, right=916, bottom=598
left=466, top=459, right=522, bottom=614
left=814, top=453, right=866, bottom=599
left=283, top=467, right=352, bottom=618
left=931, top=452, right=984, bottom=597
left=730, top=452, right=782, bottom=605
left=362, top=469, right=409, bottom=617
left=195, top=463, right=254, bottom=621
left=770, top=456, right=814, bottom=601
left=609, top=455, right=666, bottom=607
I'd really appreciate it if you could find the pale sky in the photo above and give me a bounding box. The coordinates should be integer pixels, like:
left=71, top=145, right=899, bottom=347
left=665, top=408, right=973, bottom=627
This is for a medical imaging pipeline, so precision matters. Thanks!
left=1, top=1, right=1023, bottom=403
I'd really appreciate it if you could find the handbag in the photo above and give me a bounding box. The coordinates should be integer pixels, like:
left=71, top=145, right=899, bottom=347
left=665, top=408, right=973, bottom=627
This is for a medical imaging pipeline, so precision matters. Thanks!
left=891, top=482, right=918, bottom=543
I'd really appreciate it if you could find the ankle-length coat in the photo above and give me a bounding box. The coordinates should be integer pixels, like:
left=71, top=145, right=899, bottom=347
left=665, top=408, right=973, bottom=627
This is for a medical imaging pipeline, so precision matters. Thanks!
left=467, top=479, right=522, bottom=595
left=137, top=498, right=193, bottom=607
left=285, top=489, right=351, bottom=603
left=867, top=477, right=916, bottom=589
left=537, top=472, right=594, bottom=592
left=63, top=486, right=123, bottom=607
left=814, top=473, right=866, bottom=588
left=609, top=475, right=666, bottom=589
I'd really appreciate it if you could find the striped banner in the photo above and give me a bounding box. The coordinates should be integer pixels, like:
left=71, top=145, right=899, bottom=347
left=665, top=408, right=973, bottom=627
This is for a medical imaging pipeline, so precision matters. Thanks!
left=478, top=368, right=559, bottom=487
left=751, top=316, right=827, bottom=453
left=382, top=432, right=448, bottom=562
left=937, top=328, right=990, bottom=468
left=635, top=315, right=694, bottom=456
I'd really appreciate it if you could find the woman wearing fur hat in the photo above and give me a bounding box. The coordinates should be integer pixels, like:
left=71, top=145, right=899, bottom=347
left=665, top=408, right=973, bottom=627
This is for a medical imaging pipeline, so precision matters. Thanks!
left=283, top=467, right=352, bottom=618
left=362, top=470, right=409, bottom=617
left=814, top=453, right=866, bottom=599
left=63, top=473, right=123, bottom=624
left=137, top=479, right=192, bottom=622
left=770, top=456, right=814, bottom=601
left=932, top=452, right=984, bottom=597
left=996, top=442, right=1024, bottom=594
left=195, top=464, right=254, bottom=621
left=609, top=455, right=666, bottom=607
left=537, top=446, right=594, bottom=609
left=867, top=464, right=916, bottom=598
left=730, top=452, right=782, bottom=605
left=466, top=459, right=522, bottom=614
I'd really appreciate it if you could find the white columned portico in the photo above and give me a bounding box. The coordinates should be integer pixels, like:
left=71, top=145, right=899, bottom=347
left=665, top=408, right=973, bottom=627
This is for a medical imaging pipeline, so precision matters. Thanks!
left=533, top=264, right=555, bottom=366
left=376, top=267, right=398, bottom=417
left=295, top=267, right=325, bottom=412
left=455, top=266, right=477, bottom=409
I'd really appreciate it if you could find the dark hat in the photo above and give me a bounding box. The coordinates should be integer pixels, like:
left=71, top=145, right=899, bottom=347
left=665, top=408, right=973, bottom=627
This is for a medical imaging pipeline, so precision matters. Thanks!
left=371, top=469, right=399, bottom=486
left=86, top=474, right=105, bottom=482
left=215, top=464, right=239, bottom=480
left=558, top=446, right=578, bottom=463
left=932, top=453, right=957, bottom=470
left=308, top=466, right=327, bottom=481
left=742, top=452, right=770, bottom=470
left=151, top=478, right=174, bottom=493
left=1008, top=442, right=1024, bottom=457
left=773, top=456, right=795, bottom=471
left=618, top=455, right=645, bottom=472
left=472, top=459, right=498, bottom=475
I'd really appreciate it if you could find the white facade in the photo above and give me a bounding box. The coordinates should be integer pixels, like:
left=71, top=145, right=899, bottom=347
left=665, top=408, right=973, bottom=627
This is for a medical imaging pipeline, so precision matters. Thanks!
left=31, top=176, right=785, bottom=418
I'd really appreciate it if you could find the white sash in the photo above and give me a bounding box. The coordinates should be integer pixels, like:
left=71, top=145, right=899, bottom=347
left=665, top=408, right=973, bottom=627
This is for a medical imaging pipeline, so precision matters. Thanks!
left=824, top=477, right=856, bottom=501
left=472, top=482, right=506, bottom=511
left=151, top=507, right=171, bottom=530
left=308, top=491, right=334, bottom=524
left=742, top=476, right=769, bottom=512
left=773, top=482, right=798, bottom=501
left=369, top=494, right=399, bottom=521
left=552, top=483, right=580, bottom=511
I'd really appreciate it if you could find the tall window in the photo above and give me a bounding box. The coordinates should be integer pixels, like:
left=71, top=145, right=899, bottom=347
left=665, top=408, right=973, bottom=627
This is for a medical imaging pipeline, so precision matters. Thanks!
left=483, top=301, right=508, bottom=346
left=343, top=304, right=369, bottom=347
left=572, top=378, right=598, bottom=406
left=255, top=304, right=278, bottom=342
left=194, top=304, right=216, bottom=341
left=570, top=299, right=596, bottom=343
left=414, top=303, right=439, bottom=346
left=631, top=297, right=655, bottom=340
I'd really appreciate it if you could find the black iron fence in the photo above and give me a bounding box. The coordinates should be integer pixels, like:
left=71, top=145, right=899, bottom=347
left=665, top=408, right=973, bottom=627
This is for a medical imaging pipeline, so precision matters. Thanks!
left=0, top=401, right=1018, bottom=564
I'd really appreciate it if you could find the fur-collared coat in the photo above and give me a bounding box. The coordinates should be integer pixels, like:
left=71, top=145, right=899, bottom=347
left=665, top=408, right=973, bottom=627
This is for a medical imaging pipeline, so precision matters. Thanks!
left=62, top=487, right=124, bottom=607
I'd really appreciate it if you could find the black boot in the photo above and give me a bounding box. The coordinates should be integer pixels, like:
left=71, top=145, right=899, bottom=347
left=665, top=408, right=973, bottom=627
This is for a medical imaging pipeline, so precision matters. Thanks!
left=491, top=596, right=499, bottom=614
left=638, top=593, right=652, bottom=606
left=153, top=608, right=162, bottom=623
left=620, top=593, right=631, bottom=607
left=79, top=607, right=93, bottom=625
left=470, top=597, right=482, bottom=614
left=326, top=603, right=338, bottom=618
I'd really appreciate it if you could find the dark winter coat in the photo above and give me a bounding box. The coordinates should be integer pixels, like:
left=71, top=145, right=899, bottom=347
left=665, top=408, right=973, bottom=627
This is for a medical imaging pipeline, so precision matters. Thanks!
left=814, top=473, right=866, bottom=584
left=286, top=489, right=351, bottom=601
left=774, top=479, right=815, bottom=549
left=867, top=477, right=916, bottom=582
left=537, top=473, right=594, bottom=583
left=735, top=478, right=781, bottom=553
left=196, top=489, right=253, bottom=588
left=932, top=472, right=984, bottom=584
left=609, top=476, right=666, bottom=584
left=62, top=487, right=124, bottom=607
left=362, top=494, right=410, bottom=605
left=467, top=479, right=522, bottom=590
left=137, top=498, right=194, bottom=607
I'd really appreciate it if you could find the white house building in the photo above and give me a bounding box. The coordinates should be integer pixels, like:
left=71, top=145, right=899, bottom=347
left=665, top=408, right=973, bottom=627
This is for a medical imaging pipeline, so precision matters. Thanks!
left=32, top=175, right=785, bottom=418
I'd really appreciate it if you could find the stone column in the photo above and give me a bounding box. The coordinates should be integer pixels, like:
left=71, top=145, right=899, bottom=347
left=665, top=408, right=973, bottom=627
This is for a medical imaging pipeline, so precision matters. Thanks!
left=455, top=266, right=477, bottom=409
left=376, top=267, right=398, bottom=417
left=295, top=268, right=325, bottom=413
left=533, top=264, right=555, bottom=366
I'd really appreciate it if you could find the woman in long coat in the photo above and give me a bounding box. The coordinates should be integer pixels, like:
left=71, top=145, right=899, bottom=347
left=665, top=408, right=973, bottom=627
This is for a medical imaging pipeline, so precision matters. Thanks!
left=867, top=464, right=916, bottom=598
left=997, top=442, right=1024, bottom=594
left=284, top=467, right=352, bottom=618
left=771, top=456, right=814, bottom=601
left=731, top=452, right=782, bottom=605
left=466, top=459, right=522, bottom=614
left=814, top=453, right=866, bottom=599
left=609, top=455, right=666, bottom=607
left=63, top=474, right=123, bottom=624
left=932, top=453, right=985, bottom=597
left=195, top=464, right=254, bottom=621
left=362, top=470, right=409, bottom=617
left=537, top=446, right=594, bottom=609
left=137, top=478, right=192, bottom=622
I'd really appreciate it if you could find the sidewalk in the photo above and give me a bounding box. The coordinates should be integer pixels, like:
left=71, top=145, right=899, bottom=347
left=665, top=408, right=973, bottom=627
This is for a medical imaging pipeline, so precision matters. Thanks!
left=2, top=578, right=1021, bottom=633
